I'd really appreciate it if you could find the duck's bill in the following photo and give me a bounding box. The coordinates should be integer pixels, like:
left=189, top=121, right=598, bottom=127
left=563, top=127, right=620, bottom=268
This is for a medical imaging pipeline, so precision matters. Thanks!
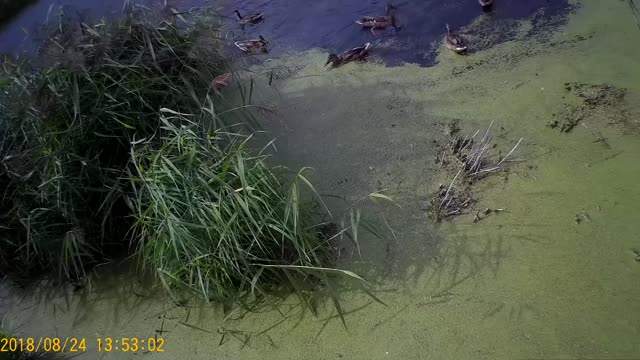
left=447, top=44, right=467, bottom=52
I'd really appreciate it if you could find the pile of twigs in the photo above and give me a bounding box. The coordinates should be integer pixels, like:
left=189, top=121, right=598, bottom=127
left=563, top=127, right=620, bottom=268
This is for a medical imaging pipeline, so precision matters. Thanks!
left=432, top=121, right=522, bottom=221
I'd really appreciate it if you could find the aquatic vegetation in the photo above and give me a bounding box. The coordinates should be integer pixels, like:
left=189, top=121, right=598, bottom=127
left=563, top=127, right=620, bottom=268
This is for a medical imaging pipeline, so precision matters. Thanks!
left=129, top=113, right=384, bottom=310
left=0, top=6, right=233, bottom=281
left=0, top=4, right=388, bottom=321
left=430, top=121, right=522, bottom=221
left=548, top=82, right=634, bottom=133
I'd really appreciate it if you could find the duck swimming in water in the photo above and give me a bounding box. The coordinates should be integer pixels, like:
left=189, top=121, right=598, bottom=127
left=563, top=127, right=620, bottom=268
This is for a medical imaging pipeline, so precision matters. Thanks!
left=324, top=42, right=371, bottom=68
left=234, top=35, right=269, bottom=53
left=445, top=24, right=467, bottom=53
left=234, top=10, right=263, bottom=25
left=355, top=4, right=399, bottom=35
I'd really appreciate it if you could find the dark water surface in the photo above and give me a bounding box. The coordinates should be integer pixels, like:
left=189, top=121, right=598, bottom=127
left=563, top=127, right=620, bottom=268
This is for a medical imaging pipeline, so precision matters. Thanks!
left=228, top=0, right=572, bottom=65
left=1, top=0, right=571, bottom=66
left=0, top=0, right=121, bottom=54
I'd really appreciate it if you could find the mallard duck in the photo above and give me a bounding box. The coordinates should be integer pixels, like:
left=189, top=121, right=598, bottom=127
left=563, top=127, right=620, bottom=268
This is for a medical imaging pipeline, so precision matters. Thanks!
left=324, top=42, right=371, bottom=68
left=234, top=35, right=269, bottom=53
left=355, top=4, right=399, bottom=35
left=234, top=10, right=263, bottom=25
left=478, top=0, right=494, bottom=8
left=445, top=24, right=467, bottom=53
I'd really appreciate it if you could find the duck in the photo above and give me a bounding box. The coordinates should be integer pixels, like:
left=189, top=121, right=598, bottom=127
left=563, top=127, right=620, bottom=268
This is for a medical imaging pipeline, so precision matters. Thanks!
left=355, top=4, right=399, bottom=35
left=234, top=35, right=269, bottom=53
left=445, top=24, right=467, bottom=53
left=234, top=10, right=263, bottom=25
left=324, top=42, right=371, bottom=68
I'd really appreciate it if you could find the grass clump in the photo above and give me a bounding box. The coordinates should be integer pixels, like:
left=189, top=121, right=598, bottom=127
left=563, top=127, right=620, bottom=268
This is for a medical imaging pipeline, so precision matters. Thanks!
left=0, top=6, right=232, bottom=281
left=0, top=4, right=388, bottom=317
left=130, top=113, right=365, bottom=304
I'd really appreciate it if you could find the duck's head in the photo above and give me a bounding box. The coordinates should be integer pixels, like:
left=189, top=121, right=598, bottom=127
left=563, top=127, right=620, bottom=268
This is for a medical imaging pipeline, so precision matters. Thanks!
left=258, top=35, right=268, bottom=43
left=385, top=4, right=397, bottom=14
left=324, top=54, right=339, bottom=67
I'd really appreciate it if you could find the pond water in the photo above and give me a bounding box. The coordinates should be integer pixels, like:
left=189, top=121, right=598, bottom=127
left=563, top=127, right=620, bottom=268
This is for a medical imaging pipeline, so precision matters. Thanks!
left=0, top=0, right=119, bottom=54
left=2, top=0, right=640, bottom=359
left=2, top=0, right=570, bottom=66
left=224, top=0, right=571, bottom=65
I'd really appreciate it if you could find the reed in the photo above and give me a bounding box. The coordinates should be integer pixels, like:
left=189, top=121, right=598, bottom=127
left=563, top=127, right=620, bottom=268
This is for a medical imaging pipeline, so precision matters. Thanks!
left=0, top=5, right=389, bottom=321
left=0, top=6, right=247, bottom=281
left=129, top=112, right=383, bottom=312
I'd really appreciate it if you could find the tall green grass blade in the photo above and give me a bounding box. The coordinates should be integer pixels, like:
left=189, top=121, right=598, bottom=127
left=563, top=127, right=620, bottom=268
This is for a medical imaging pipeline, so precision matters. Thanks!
left=323, top=274, right=347, bottom=330
left=297, top=169, right=332, bottom=218
left=349, top=209, right=361, bottom=256
left=248, top=77, right=254, bottom=105
left=368, top=191, right=402, bottom=209
left=256, top=264, right=371, bottom=285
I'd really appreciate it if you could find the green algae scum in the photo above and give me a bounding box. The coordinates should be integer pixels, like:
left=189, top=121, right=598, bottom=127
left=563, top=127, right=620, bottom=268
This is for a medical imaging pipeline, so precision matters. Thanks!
left=2, top=0, right=640, bottom=359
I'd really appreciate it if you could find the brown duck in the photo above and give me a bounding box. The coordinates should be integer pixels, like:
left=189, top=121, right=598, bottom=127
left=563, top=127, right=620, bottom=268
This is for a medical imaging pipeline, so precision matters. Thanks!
left=355, top=4, right=399, bottom=35
left=234, top=35, right=269, bottom=53
left=324, top=42, right=372, bottom=68
left=234, top=10, right=263, bottom=25
left=445, top=24, right=467, bottom=53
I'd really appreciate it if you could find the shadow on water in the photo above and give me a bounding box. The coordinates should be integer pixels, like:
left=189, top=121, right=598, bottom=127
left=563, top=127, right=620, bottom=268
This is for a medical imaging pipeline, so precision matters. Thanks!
left=0, top=0, right=38, bottom=24
left=1, top=0, right=574, bottom=66
left=259, top=73, right=519, bottom=293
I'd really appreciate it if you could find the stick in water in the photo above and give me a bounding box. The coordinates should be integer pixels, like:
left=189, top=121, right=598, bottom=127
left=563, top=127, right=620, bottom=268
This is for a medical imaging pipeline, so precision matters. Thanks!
left=440, top=168, right=463, bottom=208
left=497, top=137, right=523, bottom=166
